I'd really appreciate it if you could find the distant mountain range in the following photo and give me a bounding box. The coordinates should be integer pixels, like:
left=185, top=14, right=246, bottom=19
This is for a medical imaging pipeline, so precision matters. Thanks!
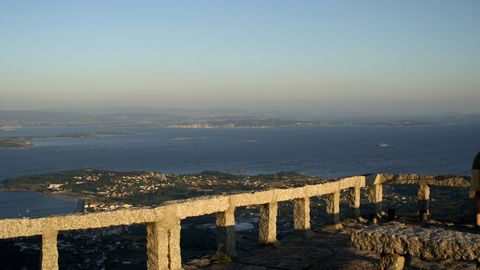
left=0, top=109, right=479, bottom=129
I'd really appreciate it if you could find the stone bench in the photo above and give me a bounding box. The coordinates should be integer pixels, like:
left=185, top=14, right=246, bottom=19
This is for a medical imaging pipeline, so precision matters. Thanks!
left=351, top=223, right=480, bottom=270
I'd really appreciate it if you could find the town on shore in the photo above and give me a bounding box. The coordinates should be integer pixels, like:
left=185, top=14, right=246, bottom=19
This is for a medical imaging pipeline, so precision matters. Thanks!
left=1, top=169, right=322, bottom=212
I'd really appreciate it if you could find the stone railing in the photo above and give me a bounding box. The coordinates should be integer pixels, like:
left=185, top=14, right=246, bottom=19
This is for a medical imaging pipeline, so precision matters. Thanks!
left=368, top=173, right=473, bottom=217
left=0, top=173, right=472, bottom=270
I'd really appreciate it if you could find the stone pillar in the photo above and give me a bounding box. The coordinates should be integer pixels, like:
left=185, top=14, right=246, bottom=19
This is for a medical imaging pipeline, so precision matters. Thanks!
left=168, top=219, right=182, bottom=270
left=216, top=206, right=236, bottom=257
left=293, top=197, right=310, bottom=230
left=259, top=202, right=278, bottom=244
left=368, top=184, right=383, bottom=212
left=326, top=191, right=340, bottom=224
left=417, top=184, right=430, bottom=221
left=380, top=253, right=405, bottom=270
left=146, top=219, right=182, bottom=270
left=347, top=186, right=361, bottom=217
left=146, top=222, right=169, bottom=270
left=41, top=230, right=58, bottom=270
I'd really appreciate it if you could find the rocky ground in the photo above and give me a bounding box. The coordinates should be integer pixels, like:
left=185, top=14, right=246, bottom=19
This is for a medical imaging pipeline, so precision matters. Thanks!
left=185, top=218, right=479, bottom=270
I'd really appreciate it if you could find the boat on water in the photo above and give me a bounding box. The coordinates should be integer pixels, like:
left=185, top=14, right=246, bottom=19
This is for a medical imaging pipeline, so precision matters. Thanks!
left=378, top=143, right=389, bottom=148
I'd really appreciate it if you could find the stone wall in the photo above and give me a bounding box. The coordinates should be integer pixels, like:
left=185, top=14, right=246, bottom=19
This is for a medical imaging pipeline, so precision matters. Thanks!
left=352, top=223, right=480, bottom=270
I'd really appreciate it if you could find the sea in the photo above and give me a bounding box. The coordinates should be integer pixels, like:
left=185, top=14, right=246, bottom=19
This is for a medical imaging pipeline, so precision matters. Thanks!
left=1, top=124, right=479, bottom=218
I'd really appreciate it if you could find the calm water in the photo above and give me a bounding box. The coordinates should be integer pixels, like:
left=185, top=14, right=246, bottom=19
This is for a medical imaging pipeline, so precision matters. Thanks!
left=1, top=125, right=479, bottom=217
left=0, top=190, right=78, bottom=218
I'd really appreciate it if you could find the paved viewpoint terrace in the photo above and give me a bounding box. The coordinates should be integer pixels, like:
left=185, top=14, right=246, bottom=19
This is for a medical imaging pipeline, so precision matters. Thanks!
left=0, top=173, right=476, bottom=270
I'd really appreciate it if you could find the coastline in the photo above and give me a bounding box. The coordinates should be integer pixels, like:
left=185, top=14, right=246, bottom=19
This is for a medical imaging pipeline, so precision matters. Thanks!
left=0, top=131, right=141, bottom=149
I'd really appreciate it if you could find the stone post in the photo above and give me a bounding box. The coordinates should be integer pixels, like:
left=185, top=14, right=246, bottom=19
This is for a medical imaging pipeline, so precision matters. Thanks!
left=347, top=186, right=361, bottom=217
left=168, top=219, right=182, bottom=270
left=417, top=184, right=430, bottom=221
left=216, top=206, right=236, bottom=257
left=41, top=230, right=58, bottom=270
left=293, top=197, right=310, bottom=231
left=259, top=202, right=278, bottom=244
left=368, top=184, right=383, bottom=212
left=146, top=219, right=182, bottom=270
left=146, top=222, right=169, bottom=270
left=326, top=191, right=340, bottom=224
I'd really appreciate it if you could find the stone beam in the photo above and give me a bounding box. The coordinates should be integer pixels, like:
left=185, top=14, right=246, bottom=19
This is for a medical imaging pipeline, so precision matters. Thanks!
left=216, top=206, right=236, bottom=257
left=337, top=176, right=366, bottom=190
left=275, top=187, right=306, bottom=202
left=325, top=191, right=340, bottom=224
left=230, top=190, right=276, bottom=207
left=386, top=174, right=470, bottom=188
left=259, top=202, right=278, bottom=244
left=172, top=196, right=230, bottom=219
left=41, top=230, right=58, bottom=270
left=305, top=181, right=340, bottom=197
left=0, top=207, right=168, bottom=239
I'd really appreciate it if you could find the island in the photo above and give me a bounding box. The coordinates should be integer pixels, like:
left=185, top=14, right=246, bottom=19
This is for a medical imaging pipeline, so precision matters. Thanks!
left=0, top=132, right=139, bottom=149
left=166, top=118, right=328, bottom=129
left=0, top=138, right=32, bottom=148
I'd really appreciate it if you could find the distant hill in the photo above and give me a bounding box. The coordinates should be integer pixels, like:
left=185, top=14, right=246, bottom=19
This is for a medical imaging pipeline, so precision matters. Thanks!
left=1, top=109, right=478, bottom=128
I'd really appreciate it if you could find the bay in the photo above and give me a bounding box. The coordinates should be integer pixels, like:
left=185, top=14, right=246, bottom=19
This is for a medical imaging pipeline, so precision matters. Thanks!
left=1, top=125, right=479, bottom=218
left=0, top=190, right=79, bottom=218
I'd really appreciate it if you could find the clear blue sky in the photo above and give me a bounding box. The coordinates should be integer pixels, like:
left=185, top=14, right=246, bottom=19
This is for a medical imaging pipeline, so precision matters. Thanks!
left=0, top=0, right=479, bottom=116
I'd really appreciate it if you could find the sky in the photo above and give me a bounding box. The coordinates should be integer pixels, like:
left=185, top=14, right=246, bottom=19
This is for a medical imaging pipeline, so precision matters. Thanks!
left=0, top=0, right=479, bottom=116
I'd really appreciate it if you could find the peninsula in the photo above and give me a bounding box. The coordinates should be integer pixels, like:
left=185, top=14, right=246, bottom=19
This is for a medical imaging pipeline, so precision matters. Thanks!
left=0, top=132, right=138, bottom=149
left=1, top=170, right=321, bottom=211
